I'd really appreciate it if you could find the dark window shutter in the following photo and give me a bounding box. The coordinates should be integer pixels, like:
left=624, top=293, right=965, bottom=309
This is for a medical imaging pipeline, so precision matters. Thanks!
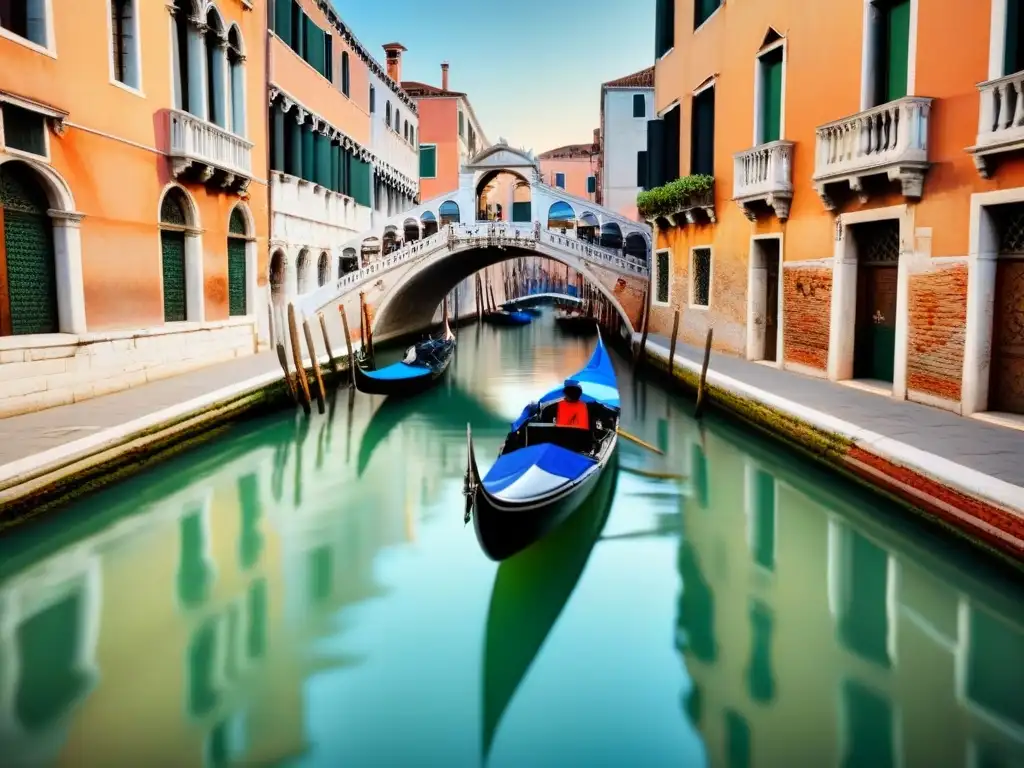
left=637, top=151, right=648, bottom=188
left=227, top=239, right=247, bottom=316
left=690, top=90, right=715, bottom=177
left=587, top=176, right=596, bottom=194
left=275, top=0, right=292, bottom=45
left=646, top=118, right=665, bottom=189
left=633, top=93, right=646, bottom=118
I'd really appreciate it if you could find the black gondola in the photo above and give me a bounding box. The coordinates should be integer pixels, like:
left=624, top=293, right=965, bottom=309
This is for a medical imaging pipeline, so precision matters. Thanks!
left=483, top=309, right=532, bottom=326
left=465, top=331, right=620, bottom=560
left=480, top=455, right=618, bottom=760
left=553, top=307, right=596, bottom=334
left=353, top=315, right=455, bottom=397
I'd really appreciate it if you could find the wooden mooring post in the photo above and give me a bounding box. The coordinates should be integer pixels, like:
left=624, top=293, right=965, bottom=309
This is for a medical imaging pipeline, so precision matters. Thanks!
left=302, top=317, right=326, bottom=414
left=319, top=313, right=338, bottom=373
left=287, top=304, right=312, bottom=415
left=339, top=304, right=355, bottom=386
left=275, top=342, right=297, bottom=401
left=362, top=296, right=375, bottom=368
left=358, top=292, right=368, bottom=351
left=694, top=327, right=714, bottom=419
left=668, top=309, right=680, bottom=378
left=475, top=273, right=483, bottom=321
left=634, top=286, right=651, bottom=366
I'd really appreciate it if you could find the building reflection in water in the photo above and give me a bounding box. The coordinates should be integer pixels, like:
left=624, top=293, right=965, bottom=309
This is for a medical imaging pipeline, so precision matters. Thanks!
left=670, top=415, right=1024, bottom=767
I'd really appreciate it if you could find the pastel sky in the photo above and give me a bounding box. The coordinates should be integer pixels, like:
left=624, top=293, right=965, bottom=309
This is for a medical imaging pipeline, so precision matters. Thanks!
left=332, top=0, right=655, bottom=154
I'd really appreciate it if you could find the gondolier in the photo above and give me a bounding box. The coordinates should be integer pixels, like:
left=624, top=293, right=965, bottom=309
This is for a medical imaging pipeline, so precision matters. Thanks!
left=555, top=380, right=589, bottom=430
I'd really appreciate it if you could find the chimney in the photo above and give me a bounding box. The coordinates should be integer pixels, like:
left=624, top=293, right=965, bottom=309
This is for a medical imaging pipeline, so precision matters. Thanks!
left=382, top=43, right=407, bottom=83
left=441, top=61, right=449, bottom=91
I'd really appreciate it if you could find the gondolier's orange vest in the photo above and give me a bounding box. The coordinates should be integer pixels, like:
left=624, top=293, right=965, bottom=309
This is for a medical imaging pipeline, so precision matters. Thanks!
left=556, top=400, right=590, bottom=429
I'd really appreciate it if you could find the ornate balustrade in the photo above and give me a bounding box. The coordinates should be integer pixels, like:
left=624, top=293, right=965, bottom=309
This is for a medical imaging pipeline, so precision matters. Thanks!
left=168, top=109, right=253, bottom=192
left=733, top=140, right=794, bottom=221
left=968, top=71, right=1024, bottom=178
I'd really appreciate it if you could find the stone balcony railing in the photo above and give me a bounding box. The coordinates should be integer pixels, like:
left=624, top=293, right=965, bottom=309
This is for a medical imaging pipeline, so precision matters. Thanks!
left=812, top=96, right=932, bottom=210
left=968, top=70, right=1024, bottom=178
left=168, top=109, right=254, bottom=192
left=733, top=140, right=794, bottom=221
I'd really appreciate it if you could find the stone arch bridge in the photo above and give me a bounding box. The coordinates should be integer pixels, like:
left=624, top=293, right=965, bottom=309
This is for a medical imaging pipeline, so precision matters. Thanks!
left=284, top=143, right=652, bottom=345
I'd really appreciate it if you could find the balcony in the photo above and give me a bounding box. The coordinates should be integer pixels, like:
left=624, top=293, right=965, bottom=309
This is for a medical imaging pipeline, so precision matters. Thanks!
left=732, top=140, right=794, bottom=221
left=968, top=71, right=1024, bottom=178
left=168, top=109, right=253, bottom=193
left=812, top=97, right=932, bottom=210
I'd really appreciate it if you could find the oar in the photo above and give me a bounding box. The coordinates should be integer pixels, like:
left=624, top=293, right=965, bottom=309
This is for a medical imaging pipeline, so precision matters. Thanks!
left=616, top=427, right=664, bottom=455
left=620, top=465, right=685, bottom=481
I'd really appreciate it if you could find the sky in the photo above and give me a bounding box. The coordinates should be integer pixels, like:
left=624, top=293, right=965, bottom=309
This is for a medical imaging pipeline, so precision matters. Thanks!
left=331, top=0, right=655, bottom=154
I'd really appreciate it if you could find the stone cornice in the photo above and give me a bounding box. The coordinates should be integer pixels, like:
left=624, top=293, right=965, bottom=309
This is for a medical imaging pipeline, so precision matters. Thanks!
left=372, top=162, right=417, bottom=198
left=310, top=0, right=417, bottom=114
left=269, top=87, right=374, bottom=163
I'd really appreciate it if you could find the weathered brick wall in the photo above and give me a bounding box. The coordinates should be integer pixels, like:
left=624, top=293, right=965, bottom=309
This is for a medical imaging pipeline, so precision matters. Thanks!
left=783, top=266, right=832, bottom=371
left=591, top=264, right=646, bottom=329
left=906, top=262, right=967, bottom=402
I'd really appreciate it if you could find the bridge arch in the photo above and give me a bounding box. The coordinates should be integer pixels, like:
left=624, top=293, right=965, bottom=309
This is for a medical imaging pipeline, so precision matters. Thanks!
left=370, top=242, right=635, bottom=342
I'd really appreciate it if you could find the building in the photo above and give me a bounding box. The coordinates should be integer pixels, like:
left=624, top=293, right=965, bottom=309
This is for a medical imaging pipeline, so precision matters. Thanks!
left=538, top=137, right=599, bottom=202
left=402, top=61, right=489, bottom=203
left=266, top=1, right=418, bottom=317
left=0, top=0, right=269, bottom=418
left=600, top=66, right=655, bottom=221
left=643, top=0, right=1024, bottom=425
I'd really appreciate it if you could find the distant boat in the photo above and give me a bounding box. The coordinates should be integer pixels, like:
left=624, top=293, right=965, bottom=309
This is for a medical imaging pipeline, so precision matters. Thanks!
left=353, top=316, right=456, bottom=397
left=483, top=309, right=532, bottom=326
left=480, top=455, right=617, bottom=760
left=554, top=307, right=596, bottom=334
left=465, top=331, right=620, bottom=560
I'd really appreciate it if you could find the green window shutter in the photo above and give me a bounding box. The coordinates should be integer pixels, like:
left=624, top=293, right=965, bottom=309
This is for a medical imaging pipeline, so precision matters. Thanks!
left=274, top=0, right=292, bottom=45
left=656, top=250, right=669, bottom=303
left=301, top=123, right=314, bottom=181
left=227, top=239, right=247, bottom=316
left=695, top=0, right=719, bottom=29
left=342, top=53, right=350, bottom=96
left=1, top=104, right=46, bottom=157
left=512, top=201, right=531, bottom=222
left=587, top=176, right=596, bottom=194
left=350, top=158, right=371, bottom=207
left=633, top=93, right=646, bottom=118
left=885, top=0, right=911, bottom=101
left=161, top=231, right=187, bottom=322
left=1005, top=0, right=1023, bottom=74
left=342, top=149, right=352, bottom=195
left=690, top=89, right=715, bottom=177
left=419, top=145, right=437, bottom=177
left=290, top=2, right=303, bottom=57
left=663, top=105, right=681, bottom=182
left=324, top=34, right=333, bottom=81
left=760, top=48, right=784, bottom=143
left=655, top=0, right=674, bottom=58
left=646, top=119, right=665, bottom=188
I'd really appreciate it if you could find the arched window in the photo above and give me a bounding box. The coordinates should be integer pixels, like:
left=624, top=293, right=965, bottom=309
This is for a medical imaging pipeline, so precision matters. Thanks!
left=403, top=121, right=408, bottom=142
left=0, top=162, right=58, bottom=335
left=110, top=0, right=140, bottom=89
left=269, top=249, right=285, bottom=304
left=160, top=188, right=191, bottom=322
left=204, top=7, right=227, bottom=127
left=438, top=201, right=460, bottom=225
left=411, top=127, right=416, bottom=146
left=369, top=84, right=375, bottom=113
left=317, top=251, right=329, bottom=287
left=227, top=25, right=245, bottom=136
left=395, top=108, right=401, bottom=133
left=227, top=207, right=248, bottom=316
left=385, top=101, right=391, bottom=128
left=296, top=249, right=310, bottom=294
left=172, top=0, right=194, bottom=114
left=341, top=51, right=350, bottom=97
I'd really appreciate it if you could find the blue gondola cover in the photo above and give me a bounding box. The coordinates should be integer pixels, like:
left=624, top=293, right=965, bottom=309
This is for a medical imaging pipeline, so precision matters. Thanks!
left=360, top=362, right=434, bottom=381
left=482, top=443, right=596, bottom=500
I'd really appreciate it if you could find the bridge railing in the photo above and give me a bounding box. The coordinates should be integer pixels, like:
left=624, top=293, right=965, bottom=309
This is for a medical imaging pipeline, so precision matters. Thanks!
left=295, top=220, right=650, bottom=319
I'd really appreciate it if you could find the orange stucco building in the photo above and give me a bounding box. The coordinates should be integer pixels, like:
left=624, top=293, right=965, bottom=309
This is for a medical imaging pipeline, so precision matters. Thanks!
left=646, top=0, right=1024, bottom=424
left=402, top=60, right=489, bottom=203
left=538, top=138, right=599, bottom=202
left=0, top=0, right=269, bottom=417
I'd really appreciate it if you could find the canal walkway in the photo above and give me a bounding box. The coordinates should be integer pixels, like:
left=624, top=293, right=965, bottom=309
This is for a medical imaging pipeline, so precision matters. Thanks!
left=641, top=333, right=1024, bottom=560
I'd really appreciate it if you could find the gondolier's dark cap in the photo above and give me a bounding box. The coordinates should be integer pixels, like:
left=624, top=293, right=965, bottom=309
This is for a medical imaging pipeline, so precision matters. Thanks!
left=563, top=379, right=583, bottom=394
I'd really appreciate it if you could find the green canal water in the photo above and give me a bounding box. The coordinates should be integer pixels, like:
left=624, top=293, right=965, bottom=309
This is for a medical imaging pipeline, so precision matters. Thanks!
left=1, top=309, right=1023, bottom=768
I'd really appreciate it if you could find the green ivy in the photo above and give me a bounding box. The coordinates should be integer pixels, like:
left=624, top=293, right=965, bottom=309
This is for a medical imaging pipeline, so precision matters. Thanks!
left=637, top=174, right=714, bottom=219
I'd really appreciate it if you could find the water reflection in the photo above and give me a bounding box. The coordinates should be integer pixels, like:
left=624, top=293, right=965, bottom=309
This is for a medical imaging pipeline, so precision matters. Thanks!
left=0, top=311, right=1020, bottom=766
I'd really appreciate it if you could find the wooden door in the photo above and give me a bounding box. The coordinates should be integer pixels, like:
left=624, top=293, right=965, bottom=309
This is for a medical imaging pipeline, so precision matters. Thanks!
left=764, top=244, right=780, bottom=362
left=990, top=257, right=1024, bottom=414
left=854, top=264, right=898, bottom=382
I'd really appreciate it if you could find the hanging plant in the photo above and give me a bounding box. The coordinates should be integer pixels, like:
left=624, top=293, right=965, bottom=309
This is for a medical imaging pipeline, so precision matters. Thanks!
left=637, top=174, right=715, bottom=219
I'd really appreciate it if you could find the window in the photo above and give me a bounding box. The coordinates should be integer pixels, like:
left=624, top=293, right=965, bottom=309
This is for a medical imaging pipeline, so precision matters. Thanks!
left=758, top=46, right=784, bottom=143
left=654, top=0, right=674, bottom=58
left=587, top=175, right=596, bottom=194
left=403, top=121, right=408, bottom=142
left=110, top=0, right=139, bottom=89
left=325, top=34, right=333, bottom=83
left=637, top=150, right=648, bottom=188
left=411, top=127, right=416, bottom=146
left=694, top=0, right=720, bottom=29
left=554, top=173, right=565, bottom=189
left=868, top=0, right=911, bottom=106
left=0, top=102, right=47, bottom=157
left=655, top=249, right=670, bottom=305
left=0, top=0, right=47, bottom=47
left=395, top=109, right=401, bottom=133
left=458, top=110, right=464, bottom=137
left=369, top=84, right=375, bottom=113
left=289, top=1, right=304, bottom=57
left=632, top=93, right=646, bottom=118
left=691, top=247, right=712, bottom=307
left=1004, top=0, right=1024, bottom=75
left=341, top=51, right=350, bottom=96
left=419, top=144, right=437, bottom=178
left=273, top=0, right=291, bottom=44
left=385, top=101, right=391, bottom=127
left=690, top=87, right=715, bottom=176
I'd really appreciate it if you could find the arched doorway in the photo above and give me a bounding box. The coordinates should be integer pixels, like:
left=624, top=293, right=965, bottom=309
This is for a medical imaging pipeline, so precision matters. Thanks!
left=624, top=232, right=648, bottom=263
left=439, top=201, right=460, bottom=225
left=382, top=225, right=399, bottom=255
left=296, top=249, right=310, bottom=294
left=269, top=249, right=285, bottom=303
left=227, top=206, right=248, bottom=316
left=159, top=187, right=192, bottom=322
left=578, top=212, right=599, bottom=243
left=0, top=161, right=58, bottom=335
left=600, top=222, right=623, bottom=250
left=421, top=211, right=438, bottom=237
left=340, top=247, right=358, bottom=276
left=361, top=236, right=380, bottom=263
left=317, top=251, right=329, bottom=287
left=403, top=217, right=420, bottom=242
left=547, top=201, right=576, bottom=232
left=476, top=170, right=530, bottom=222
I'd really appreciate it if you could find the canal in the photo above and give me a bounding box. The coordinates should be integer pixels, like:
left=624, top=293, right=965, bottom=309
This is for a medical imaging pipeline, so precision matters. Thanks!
left=1, top=308, right=1023, bottom=767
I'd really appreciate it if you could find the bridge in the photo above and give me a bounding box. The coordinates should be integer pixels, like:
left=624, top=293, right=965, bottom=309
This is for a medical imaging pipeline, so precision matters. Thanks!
left=278, top=143, right=652, bottom=345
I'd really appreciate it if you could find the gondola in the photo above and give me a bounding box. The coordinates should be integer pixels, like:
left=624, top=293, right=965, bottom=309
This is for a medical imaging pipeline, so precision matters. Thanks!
left=483, top=309, right=532, bottom=326
left=352, top=315, right=455, bottom=397
left=465, top=330, right=620, bottom=561
left=504, top=303, right=543, bottom=317
left=480, top=455, right=617, bottom=760
left=553, top=307, right=596, bottom=334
